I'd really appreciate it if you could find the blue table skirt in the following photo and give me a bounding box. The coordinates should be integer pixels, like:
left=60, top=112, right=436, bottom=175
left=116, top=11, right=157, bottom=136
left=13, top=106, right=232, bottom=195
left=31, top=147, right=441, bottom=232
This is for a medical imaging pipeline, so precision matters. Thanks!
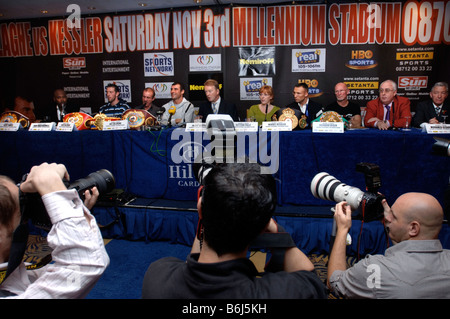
left=1, top=128, right=449, bottom=208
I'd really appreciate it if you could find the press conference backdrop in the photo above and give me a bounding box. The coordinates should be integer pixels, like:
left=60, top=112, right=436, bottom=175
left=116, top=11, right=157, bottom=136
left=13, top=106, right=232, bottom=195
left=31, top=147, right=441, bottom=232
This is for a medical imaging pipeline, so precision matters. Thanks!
left=0, top=1, right=449, bottom=120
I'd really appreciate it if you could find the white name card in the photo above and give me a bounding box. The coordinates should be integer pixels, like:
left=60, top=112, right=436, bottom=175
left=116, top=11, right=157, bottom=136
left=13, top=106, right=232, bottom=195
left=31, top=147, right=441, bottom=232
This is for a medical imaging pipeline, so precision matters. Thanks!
left=261, top=121, right=292, bottom=131
left=0, top=122, right=22, bottom=131
left=185, top=122, right=207, bottom=132
left=234, top=122, right=258, bottom=132
left=312, top=122, right=344, bottom=133
left=56, top=122, right=77, bottom=132
left=29, top=122, right=56, bottom=131
left=102, top=120, right=129, bottom=130
left=424, top=124, right=450, bottom=134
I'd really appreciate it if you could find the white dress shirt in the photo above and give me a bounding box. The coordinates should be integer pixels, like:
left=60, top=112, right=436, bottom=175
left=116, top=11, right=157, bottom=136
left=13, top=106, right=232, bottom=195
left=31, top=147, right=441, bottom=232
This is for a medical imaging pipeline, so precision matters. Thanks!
left=0, top=189, right=109, bottom=298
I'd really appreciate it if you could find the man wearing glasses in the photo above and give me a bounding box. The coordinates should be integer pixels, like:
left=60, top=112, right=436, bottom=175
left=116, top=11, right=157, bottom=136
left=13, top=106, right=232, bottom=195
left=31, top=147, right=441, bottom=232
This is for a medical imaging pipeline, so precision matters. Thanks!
left=364, top=80, right=412, bottom=130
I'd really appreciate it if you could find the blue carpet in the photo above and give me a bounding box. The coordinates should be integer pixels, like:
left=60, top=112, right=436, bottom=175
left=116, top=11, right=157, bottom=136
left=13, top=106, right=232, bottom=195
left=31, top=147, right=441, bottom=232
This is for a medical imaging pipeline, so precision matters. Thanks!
left=86, top=239, right=191, bottom=299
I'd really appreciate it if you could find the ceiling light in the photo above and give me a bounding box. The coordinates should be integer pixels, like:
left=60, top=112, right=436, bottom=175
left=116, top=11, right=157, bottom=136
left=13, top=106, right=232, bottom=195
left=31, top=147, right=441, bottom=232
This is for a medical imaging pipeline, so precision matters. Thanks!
left=41, top=10, right=48, bottom=14
left=194, top=0, right=202, bottom=3
left=87, top=6, right=96, bottom=10
left=138, top=3, right=148, bottom=7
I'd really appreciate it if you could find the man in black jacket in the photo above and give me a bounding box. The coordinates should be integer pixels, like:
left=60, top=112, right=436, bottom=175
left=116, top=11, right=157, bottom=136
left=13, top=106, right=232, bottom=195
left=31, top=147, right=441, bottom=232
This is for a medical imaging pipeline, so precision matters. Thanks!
left=198, top=79, right=239, bottom=122
left=285, top=83, right=323, bottom=128
left=142, top=162, right=327, bottom=299
left=413, top=82, right=449, bottom=128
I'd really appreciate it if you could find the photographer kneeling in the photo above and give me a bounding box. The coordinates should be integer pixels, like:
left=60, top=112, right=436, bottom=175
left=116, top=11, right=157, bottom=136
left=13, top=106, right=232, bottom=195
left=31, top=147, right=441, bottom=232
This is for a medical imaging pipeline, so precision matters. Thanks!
left=142, top=162, right=326, bottom=299
left=327, top=193, right=450, bottom=299
left=0, top=163, right=109, bottom=298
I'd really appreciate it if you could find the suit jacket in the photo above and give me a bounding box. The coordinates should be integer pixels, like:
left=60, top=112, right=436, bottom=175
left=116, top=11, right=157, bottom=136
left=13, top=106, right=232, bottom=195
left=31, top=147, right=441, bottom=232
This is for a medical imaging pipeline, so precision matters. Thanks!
left=47, top=103, right=79, bottom=122
left=412, top=100, right=450, bottom=127
left=285, top=99, right=323, bottom=127
left=364, top=95, right=412, bottom=128
left=198, top=99, right=239, bottom=122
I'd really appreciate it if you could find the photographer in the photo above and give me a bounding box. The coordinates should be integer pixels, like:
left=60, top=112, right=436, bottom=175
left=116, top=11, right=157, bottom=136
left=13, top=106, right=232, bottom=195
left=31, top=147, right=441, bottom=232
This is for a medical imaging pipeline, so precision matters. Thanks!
left=142, top=162, right=326, bottom=299
left=0, top=163, right=109, bottom=298
left=327, top=193, right=450, bottom=298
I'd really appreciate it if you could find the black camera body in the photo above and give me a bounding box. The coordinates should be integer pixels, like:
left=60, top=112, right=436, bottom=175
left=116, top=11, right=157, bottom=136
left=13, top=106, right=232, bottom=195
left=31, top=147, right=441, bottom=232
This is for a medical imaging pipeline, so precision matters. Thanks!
left=20, top=169, right=115, bottom=230
left=311, top=162, right=385, bottom=222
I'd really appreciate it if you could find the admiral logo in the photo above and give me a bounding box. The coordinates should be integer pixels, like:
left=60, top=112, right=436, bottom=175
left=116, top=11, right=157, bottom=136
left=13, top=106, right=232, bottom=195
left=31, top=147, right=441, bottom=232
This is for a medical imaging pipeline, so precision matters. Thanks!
left=346, top=50, right=377, bottom=70
left=197, top=55, right=214, bottom=65
left=63, top=57, right=86, bottom=69
left=296, top=50, right=320, bottom=64
left=398, top=76, right=428, bottom=90
left=152, top=83, right=169, bottom=93
left=144, top=52, right=174, bottom=77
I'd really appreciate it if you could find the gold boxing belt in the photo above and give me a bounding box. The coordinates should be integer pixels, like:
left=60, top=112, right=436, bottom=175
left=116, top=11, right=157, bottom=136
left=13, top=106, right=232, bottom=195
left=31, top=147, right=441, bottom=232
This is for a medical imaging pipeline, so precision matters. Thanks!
left=122, top=109, right=156, bottom=129
left=0, top=111, right=30, bottom=128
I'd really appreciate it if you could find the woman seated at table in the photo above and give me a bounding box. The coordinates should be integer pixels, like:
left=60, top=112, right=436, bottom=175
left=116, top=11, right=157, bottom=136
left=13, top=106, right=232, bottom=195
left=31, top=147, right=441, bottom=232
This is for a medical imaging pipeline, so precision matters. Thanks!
left=247, top=85, right=280, bottom=126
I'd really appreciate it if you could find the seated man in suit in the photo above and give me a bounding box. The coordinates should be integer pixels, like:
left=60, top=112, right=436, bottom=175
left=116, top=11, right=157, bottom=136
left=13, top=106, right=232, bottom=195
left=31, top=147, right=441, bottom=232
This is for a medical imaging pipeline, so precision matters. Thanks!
left=135, top=87, right=163, bottom=118
left=413, top=82, right=449, bottom=128
left=198, top=79, right=239, bottom=122
left=364, top=79, right=412, bottom=130
left=48, top=89, right=79, bottom=122
left=285, top=83, right=323, bottom=129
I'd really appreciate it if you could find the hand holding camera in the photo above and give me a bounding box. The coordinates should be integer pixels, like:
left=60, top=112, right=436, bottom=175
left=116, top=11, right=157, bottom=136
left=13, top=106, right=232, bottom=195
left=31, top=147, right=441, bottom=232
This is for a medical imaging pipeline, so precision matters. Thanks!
left=19, top=163, right=69, bottom=196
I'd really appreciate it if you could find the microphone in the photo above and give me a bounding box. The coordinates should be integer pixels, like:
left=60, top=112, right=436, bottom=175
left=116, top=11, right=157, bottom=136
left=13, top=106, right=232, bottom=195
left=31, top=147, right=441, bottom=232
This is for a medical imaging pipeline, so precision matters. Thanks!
left=168, top=105, right=176, bottom=127
left=264, top=104, right=268, bottom=121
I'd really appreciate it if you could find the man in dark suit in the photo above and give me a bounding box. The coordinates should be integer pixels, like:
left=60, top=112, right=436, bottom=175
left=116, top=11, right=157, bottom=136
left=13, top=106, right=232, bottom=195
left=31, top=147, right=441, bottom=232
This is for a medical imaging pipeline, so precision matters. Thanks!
left=48, top=89, right=79, bottom=122
left=413, top=82, right=449, bottom=128
left=198, top=79, right=239, bottom=122
left=285, top=83, right=323, bottom=128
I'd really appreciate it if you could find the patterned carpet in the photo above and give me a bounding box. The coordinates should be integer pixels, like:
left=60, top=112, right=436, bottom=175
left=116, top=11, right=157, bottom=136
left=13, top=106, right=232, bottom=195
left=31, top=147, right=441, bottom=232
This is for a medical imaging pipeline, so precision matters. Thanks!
left=24, top=235, right=356, bottom=299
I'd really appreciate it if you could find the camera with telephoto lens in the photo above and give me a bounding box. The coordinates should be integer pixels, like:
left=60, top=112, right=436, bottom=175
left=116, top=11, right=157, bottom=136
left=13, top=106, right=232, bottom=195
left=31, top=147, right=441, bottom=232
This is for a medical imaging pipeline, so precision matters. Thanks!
left=19, top=169, right=115, bottom=230
left=310, top=163, right=385, bottom=222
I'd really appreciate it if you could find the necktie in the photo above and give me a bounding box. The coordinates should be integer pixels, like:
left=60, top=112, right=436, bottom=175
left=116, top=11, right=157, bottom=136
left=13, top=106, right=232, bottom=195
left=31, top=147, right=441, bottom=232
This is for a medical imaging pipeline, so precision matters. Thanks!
left=435, top=106, right=441, bottom=116
left=212, top=103, right=217, bottom=114
left=385, top=105, right=390, bottom=121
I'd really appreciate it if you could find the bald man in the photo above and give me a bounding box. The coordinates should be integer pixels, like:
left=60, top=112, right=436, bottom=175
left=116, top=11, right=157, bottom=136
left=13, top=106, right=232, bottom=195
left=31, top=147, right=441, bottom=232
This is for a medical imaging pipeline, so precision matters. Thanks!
left=327, top=193, right=450, bottom=298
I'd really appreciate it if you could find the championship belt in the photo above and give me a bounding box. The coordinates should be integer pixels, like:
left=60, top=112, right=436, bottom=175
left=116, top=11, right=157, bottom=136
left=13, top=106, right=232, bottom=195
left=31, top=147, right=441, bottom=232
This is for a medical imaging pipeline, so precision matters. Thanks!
left=91, top=113, right=121, bottom=130
left=318, top=111, right=344, bottom=122
left=63, top=112, right=94, bottom=130
left=277, top=108, right=299, bottom=130
left=122, top=109, right=156, bottom=129
left=298, top=115, right=307, bottom=129
left=274, top=108, right=303, bottom=130
left=0, top=111, right=30, bottom=128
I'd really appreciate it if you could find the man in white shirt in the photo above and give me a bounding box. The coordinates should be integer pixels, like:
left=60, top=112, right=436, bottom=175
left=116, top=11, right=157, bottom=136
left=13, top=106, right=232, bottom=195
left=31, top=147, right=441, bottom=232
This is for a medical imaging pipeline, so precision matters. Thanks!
left=0, top=163, right=109, bottom=298
left=161, top=82, right=194, bottom=126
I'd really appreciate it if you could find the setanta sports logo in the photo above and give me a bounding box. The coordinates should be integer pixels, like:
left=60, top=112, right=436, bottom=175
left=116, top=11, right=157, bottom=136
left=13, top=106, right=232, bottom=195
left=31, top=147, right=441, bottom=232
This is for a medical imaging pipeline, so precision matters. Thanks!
left=63, top=57, right=86, bottom=69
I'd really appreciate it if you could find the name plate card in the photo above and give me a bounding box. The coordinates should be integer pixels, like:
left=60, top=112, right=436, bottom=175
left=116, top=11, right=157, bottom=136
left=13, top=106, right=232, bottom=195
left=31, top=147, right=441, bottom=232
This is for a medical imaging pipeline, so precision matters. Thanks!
left=102, top=120, right=129, bottom=131
left=261, top=121, right=292, bottom=131
left=29, top=122, right=56, bottom=131
left=185, top=122, right=207, bottom=132
left=424, top=124, right=450, bottom=134
left=312, top=122, right=344, bottom=133
left=0, top=122, right=22, bottom=131
left=56, top=122, right=77, bottom=132
left=234, top=122, right=259, bottom=132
